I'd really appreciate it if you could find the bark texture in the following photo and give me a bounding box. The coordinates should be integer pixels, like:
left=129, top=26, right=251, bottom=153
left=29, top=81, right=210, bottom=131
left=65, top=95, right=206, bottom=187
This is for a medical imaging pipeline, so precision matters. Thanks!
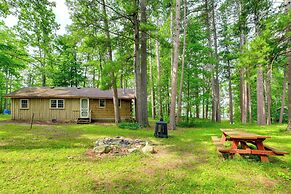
left=134, top=4, right=141, bottom=123
left=177, top=0, right=187, bottom=123
left=149, top=38, right=156, bottom=119
left=257, top=65, right=266, bottom=125
left=169, top=0, right=181, bottom=130
left=279, top=66, right=287, bottom=123
left=211, top=0, right=221, bottom=122
left=286, top=0, right=291, bottom=130
left=133, top=0, right=149, bottom=127
left=227, top=60, right=233, bottom=124
left=156, top=40, right=162, bottom=118
left=266, top=64, right=272, bottom=125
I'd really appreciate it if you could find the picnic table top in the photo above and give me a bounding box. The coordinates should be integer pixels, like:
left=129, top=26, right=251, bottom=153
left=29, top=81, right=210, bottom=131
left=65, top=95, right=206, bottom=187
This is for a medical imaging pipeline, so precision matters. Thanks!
left=220, top=129, right=271, bottom=140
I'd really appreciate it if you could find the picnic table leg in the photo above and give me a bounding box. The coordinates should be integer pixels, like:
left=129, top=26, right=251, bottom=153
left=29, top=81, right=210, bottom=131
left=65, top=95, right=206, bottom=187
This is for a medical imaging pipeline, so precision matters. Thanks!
left=230, top=140, right=239, bottom=159
left=255, top=141, right=269, bottom=163
left=220, top=133, right=227, bottom=144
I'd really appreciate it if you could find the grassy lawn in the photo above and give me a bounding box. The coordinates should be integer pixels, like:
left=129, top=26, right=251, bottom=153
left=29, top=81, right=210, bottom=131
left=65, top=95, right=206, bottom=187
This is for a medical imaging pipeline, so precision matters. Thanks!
left=0, top=115, right=290, bottom=193
left=0, top=114, right=11, bottom=121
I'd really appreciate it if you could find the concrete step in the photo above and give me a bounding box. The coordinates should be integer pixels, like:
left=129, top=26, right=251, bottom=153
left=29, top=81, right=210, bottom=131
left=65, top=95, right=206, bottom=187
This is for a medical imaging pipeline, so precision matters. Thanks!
left=77, top=118, right=91, bottom=124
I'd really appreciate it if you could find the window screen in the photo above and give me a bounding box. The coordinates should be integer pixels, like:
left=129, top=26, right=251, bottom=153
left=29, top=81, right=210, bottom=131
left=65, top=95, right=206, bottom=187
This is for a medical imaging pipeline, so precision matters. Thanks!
left=20, top=99, right=29, bottom=109
left=50, top=99, right=64, bottom=109
left=99, top=99, right=106, bottom=108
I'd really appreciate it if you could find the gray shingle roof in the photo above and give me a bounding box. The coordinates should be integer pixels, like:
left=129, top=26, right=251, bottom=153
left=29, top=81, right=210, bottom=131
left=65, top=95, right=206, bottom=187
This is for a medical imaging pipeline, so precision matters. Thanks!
left=6, top=87, right=135, bottom=99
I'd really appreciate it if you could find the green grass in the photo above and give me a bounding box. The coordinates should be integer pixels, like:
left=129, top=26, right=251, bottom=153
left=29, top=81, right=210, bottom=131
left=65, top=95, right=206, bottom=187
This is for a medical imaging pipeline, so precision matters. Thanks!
left=0, top=115, right=290, bottom=193
left=0, top=114, right=10, bottom=121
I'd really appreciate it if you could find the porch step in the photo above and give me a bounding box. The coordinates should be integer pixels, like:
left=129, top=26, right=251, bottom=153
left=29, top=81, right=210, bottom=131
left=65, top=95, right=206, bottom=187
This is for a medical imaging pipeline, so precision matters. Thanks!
left=77, top=118, right=91, bottom=124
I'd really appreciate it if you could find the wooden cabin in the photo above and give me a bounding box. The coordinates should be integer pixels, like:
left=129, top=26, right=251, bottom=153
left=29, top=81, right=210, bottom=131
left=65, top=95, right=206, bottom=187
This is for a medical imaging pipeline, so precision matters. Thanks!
left=6, top=87, right=135, bottom=123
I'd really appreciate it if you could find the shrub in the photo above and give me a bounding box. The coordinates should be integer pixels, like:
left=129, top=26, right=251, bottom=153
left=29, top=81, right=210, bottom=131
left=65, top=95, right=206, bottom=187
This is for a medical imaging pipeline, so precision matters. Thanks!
left=118, top=122, right=140, bottom=130
left=176, top=121, right=196, bottom=128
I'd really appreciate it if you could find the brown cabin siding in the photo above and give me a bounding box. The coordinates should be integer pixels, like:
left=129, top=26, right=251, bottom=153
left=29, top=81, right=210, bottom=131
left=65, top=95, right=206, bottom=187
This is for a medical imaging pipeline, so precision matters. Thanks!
left=11, top=98, right=80, bottom=122
left=11, top=98, right=132, bottom=122
left=90, top=99, right=132, bottom=120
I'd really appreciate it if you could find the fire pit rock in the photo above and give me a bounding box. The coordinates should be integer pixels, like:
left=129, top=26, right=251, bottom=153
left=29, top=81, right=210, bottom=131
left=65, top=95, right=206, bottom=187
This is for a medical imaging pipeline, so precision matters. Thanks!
left=93, top=136, right=156, bottom=155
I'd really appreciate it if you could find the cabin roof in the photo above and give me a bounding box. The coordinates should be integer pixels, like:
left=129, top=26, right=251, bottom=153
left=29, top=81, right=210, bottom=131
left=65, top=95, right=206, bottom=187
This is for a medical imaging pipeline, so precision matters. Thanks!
left=6, top=87, right=135, bottom=99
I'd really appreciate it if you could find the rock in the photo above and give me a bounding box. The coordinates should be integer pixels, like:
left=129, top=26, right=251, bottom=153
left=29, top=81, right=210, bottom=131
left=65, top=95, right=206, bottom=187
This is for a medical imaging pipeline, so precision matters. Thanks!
left=95, top=140, right=104, bottom=146
left=92, top=137, right=155, bottom=156
left=104, top=146, right=113, bottom=154
left=128, top=148, right=138, bottom=153
left=93, top=145, right=112, bottom=154
left=142, top=143, right=155, bottom=154
left=135, top=145, right=142, bottom=149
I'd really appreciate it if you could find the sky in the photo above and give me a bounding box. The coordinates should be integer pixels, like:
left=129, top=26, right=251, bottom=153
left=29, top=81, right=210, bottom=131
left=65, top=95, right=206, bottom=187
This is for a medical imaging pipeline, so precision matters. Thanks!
left=3, top=0, right=72, bottom=35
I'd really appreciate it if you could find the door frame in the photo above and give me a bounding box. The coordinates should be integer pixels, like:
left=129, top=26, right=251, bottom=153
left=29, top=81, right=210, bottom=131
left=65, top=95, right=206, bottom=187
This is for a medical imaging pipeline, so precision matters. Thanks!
left=80, top=98, right=90, bottom=118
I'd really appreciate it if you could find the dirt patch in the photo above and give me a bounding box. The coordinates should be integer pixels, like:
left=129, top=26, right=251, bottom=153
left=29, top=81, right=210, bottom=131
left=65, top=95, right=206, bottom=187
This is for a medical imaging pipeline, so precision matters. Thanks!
left=85, top=149, right=97, bottom=160
left=138, top=145, right=197, bottom=176
left=259, top=177, right=276, bottom=187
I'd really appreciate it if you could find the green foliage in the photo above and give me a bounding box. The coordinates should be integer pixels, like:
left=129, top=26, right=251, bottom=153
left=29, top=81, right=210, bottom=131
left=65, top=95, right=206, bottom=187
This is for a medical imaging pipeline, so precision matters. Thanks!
left=0, top=22, right=27, bottom=111
left=52, top=34, right=84, bottom=87
left=16, top=0, right=59, bottom=86
left=118, top=122, right=140, bottom=130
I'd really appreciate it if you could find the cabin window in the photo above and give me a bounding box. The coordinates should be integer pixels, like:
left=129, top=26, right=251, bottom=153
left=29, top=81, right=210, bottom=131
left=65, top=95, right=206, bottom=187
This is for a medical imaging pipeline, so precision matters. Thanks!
left=50, top=99, right=65, bottom=109
left=99, top=99, right=106, bottom=108
left=119, top=99, right=121, bottom=108
left=20, top=99, right=29, bottom=109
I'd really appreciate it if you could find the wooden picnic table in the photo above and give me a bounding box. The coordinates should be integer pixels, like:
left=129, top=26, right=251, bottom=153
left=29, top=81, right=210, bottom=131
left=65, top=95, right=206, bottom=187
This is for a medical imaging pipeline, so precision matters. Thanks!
left=212, top=129, right=288, bottom=162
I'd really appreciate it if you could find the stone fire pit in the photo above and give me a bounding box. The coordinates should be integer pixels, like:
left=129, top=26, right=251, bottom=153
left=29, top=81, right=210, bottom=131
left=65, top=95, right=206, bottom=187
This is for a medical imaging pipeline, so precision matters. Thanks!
left=93, top=136, right=156, bottom=156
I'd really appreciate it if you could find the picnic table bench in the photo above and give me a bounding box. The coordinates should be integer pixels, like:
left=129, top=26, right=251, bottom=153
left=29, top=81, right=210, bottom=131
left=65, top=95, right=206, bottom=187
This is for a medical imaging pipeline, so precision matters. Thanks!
left=212, top=129, right=289, bottom=162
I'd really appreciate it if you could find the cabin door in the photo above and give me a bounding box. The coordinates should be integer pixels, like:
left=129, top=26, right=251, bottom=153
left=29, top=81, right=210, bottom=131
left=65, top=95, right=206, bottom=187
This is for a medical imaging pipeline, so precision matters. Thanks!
left=80, top=98, right=89, bottom=118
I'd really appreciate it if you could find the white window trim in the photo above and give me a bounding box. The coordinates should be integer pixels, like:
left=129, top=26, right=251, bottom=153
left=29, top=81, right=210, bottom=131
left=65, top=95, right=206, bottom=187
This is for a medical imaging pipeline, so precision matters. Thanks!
left=50, top=99, right=65, bottom=109
left=99, top=99, right=106, bottom=108
left=20, top=99, right=29, bottom=109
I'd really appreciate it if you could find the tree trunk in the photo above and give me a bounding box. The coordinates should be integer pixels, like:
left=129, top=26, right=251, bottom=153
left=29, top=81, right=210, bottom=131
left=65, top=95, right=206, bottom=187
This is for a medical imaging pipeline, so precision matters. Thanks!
left=195, top=101, right=199, bottom=118
left=186, top=68, right=190, bottom=122
left=149, top=38, right=156, bottom=119
left=279, top=66, right=287, bottom=123
left=211, top=0, right=220, bottom=122
left=156, top=40, right=162, bottom=118
left=202, top=87, right=205, bottom=119
left=240, top=68, right=248, bottom=123
left=254, top=6, right=266, bottom=125
left=83, top=65, right=88, bottom=87
left=204, top=0, right=215, bottom=122
left=206, top=93, right=209, bottom=119
left=120, top=73, right=123, bottom=89
left=177, top=0, right=187, bottom=123
left=227, top=60, right=234, bottom=124
left=257, top=65, right=266, bottom=125
left=170, top=7, right=174, bottom=78
left=169, top=0, right=181, bottom=130
left=98, top=51, right=103, bottom=88
left=4, top=70, right=8, bottom=110
left=247, top=81, right=252, bottom=123
left=266, top=64, right=272, bottom=125
left=101, top=0, right=120, bottom=123
left=133, top=1, right=142, bottom=123
left=238, top=0, right=248, bottom=124
left=286, top=0, right=291, bottom=130
left=92, top=67, right=96, bottom=87
left=139, top=0, right=149, bottom=127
